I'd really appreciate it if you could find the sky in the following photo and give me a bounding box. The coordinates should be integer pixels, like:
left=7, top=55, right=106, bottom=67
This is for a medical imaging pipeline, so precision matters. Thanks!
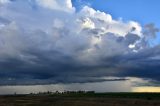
left=73, top=0, right=160, bottom=45
left=73, top=0, right=160, bottom=24
left=0, top=0, right=160, bottom=93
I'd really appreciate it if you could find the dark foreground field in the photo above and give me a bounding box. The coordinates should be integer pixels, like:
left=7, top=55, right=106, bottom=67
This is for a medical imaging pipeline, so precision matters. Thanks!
left=0, top=93, right=160, bottom=106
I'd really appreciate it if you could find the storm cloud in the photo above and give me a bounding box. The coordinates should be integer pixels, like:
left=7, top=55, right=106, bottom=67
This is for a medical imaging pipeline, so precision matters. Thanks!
left=0, top=0, right=159, bottom=85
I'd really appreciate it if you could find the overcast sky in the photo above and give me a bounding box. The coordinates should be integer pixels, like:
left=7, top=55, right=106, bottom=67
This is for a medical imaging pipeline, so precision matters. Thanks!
left=0, top=0, right=160, bottom=92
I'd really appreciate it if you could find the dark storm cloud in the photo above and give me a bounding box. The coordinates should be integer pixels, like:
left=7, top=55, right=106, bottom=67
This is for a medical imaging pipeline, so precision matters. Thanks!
left=117, top=46, right=160, bottom=80
left=0, top=45, right=160, bottom=85
left=0, top=0, right=159, bottom=85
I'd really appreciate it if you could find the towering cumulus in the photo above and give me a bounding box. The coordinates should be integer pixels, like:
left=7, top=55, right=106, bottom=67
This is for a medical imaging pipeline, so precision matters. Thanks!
left=0, top=0, right=159, bottom=85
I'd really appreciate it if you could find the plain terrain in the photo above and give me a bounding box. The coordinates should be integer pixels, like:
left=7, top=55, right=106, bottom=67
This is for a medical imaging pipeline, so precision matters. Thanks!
left=0, top=93, right=160, bottom=106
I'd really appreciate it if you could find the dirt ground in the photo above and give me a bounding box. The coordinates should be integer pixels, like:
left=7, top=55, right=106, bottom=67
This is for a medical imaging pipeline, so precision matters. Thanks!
left=0, top=95, right=160, bottom=106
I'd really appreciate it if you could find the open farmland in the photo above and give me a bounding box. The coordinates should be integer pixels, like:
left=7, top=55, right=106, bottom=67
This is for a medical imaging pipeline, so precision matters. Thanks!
left=0, top=93, right=160, bottom=106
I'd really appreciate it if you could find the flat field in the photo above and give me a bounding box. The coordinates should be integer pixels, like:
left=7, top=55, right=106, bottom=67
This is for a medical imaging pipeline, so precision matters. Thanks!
left=0, top=93, right=160, bottom=106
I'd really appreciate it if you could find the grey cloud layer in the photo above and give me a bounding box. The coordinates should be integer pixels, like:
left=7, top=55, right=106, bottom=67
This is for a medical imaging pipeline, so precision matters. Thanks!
left=0, top=0, right=159, bottom=85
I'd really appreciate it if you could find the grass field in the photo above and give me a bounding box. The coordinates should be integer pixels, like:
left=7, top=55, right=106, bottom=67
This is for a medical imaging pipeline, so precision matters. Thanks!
left=0, top=93, right=160, bottom=106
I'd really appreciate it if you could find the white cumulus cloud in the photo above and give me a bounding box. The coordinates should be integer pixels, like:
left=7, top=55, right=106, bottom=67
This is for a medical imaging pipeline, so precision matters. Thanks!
left=36, top=0, right=75, bottom=13
left=0, top=0, right=152, bottom=63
